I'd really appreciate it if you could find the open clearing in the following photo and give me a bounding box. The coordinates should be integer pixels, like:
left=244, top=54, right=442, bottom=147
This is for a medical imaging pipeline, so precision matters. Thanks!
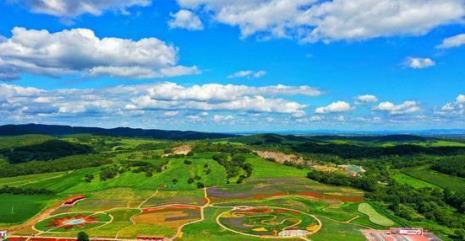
left=402, top=166, right=465, bottom=193
left=357, top=203, right=394, bottom=227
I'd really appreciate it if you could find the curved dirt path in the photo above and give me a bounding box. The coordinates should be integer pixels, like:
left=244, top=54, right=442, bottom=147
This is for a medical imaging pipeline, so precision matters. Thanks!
left=215, top=206, right=322, bottom=241
left=170, top=187, right=210, bottom=241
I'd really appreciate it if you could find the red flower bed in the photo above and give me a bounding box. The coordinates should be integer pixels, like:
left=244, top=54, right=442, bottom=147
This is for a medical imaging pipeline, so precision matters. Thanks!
left=50, top=215, right=96, bottom=229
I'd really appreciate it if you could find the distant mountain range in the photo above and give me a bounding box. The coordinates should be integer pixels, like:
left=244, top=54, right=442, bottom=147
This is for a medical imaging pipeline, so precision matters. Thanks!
left=0, top=124, right=234, bottom=140
left=2, top=124, right=465, bottom=140
left=237, top=129, right=465, bottom=137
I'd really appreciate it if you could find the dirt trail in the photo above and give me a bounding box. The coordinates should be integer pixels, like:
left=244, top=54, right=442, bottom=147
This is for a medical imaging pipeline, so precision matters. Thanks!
left=170, top=187, right=210, bottom=241
left=9, top=200, right=63, bottom=235
left=254, top=150, right=305, bottom=165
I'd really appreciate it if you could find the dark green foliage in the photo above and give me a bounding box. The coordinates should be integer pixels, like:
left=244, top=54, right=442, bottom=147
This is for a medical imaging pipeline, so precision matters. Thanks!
left=196, top=182, right=205, bottom=188
left=432, top=156, right=465, bottom=178
left=0, top=123, right=233, bottom=140
left=0, top=153, right=112, bottom=177
left=184, top=160, right=192, bottom=165
left=0, top=186, right=54, bottom=195
left=212, top=153, right=253, bottom=181
left=1, top=140, right=93, bottom=163
left=453, top=229, right=465, bottom=241
left=100, top=165, right=121, bottom=181
left=172, top=178, right=178, bottom=184
left=306, top=170, right=377, bottom=192
left=187, top=178, right=194, bottom=184
left=77, top=232, right=89, bottom=241
left=294, top=142, right=465, bottom=159
left=84, top=174, right=94, bottom=183
left=367, top=183, right=465, bottom=229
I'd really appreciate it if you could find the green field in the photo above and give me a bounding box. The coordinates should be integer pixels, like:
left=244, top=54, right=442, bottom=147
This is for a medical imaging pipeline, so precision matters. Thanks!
left=0, top=194, right=52, bottom=224
left=391, top=171, right=438, bottom=189
left=1, top=133, right=465, bottom=240
left=357, top=203, right=394, bottom=227
left=402, top=166, right=465, bottom=193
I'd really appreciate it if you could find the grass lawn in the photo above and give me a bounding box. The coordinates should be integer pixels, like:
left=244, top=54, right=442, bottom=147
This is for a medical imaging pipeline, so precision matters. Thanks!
left=391, top=171, right=438, bottom=189
left=247, top=155, right=308, bottom=179
left=0, top=194, right=52, bottom=224
left=65, top=155, right=227, bottom=193
left=0, top=172, right=67, bottom=187
left=88, top=209, right=141, bottom=238
left=357, top=203, right=394, bottom=227
left=311, top=216, right=366, bottom=241
left=181, top=207, right=267, bottom=241
left=402, top=166, right=465, bottom=194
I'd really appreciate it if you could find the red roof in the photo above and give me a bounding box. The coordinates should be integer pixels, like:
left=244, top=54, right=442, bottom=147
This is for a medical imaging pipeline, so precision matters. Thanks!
left=63, top=195, right=86, bottom=205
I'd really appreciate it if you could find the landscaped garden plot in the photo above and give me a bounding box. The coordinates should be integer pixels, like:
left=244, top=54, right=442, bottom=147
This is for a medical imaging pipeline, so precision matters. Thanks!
left=135, top=205, right=201, bottom=228
left=218, top=206, right=320, bottom=238
left=35, top=212, right=111, bottom=233
left=141, top=190, right=206, bottom=207
left=51, top=188, right=153, bottom=214
left=357, top=203, right=394, bottom=227
left=208, top=178, right=363, bottom=204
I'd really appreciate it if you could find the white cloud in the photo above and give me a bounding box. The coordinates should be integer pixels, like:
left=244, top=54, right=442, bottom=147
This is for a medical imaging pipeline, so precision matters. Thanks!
left=404, top=57, right=436, bottom=69
left=315, top=101, right=351, bottom=114
left=440, top=94, right=465, bottom=115
left=168, top=9, right=204, bottom=31
left=227, top=70, right=267, bottom=79
left=19, top=0, right=151, bottom=18
left=457, top=94, right=465, bottom=104
left=437, top=34, right=465, bottom=49
left=0, top=82, right=316, bottom=121
left=177, top=0, right=465, bottom=42
left=356, top=94, right=378, bottom=104
left=0, top=27, right=198, bottom=80
left=375, top=101, right=420, bottom=115
left=213, top=114, right=234, bottom=123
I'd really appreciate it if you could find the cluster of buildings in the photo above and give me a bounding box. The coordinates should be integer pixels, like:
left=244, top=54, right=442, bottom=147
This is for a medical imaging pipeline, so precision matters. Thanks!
left=362, top=228, right=442, bottom=241
left=0, top=231, right=7, bottom=241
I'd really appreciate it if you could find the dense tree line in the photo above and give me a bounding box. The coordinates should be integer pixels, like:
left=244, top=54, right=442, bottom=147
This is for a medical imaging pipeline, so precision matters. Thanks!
left=0, top=186, right=54, bottom=195
left=367, top=183, right=465, bottom=230
left=193, top=143, right=251, bottom=155
left=0, top=153, right=112, bottom=177
left=0, top=140, right=93, bottom=163
left=294, top=142, right=465, bottom=159
left=306, top=170, right=377, bottom=192
left=306, top=168, right=465, bottom=234
left=432, top=156, right=465, bottom=178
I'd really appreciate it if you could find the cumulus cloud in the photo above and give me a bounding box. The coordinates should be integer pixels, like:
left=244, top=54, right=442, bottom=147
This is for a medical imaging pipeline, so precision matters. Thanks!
left=0, top=27, right=198, bottom=80
left=315, top=101, right=351, bottom=114
left=177, top=0, right=465, bottom=42
left=404, top=57, right=436, bottom=69
left=374, top=101, right=420, bottom=115
left=356, top=95, right=378, bottom=104
left=17, top=0, right=151, bottom=18
left=0, top=82, right=318, bottom=122
left=168, top=9, right=204, bottom=31
left=440, top=94, right=465, bottom=115
left=437, top=33, right=465, bottom=49
left=227, top=70, right=267, bottom=79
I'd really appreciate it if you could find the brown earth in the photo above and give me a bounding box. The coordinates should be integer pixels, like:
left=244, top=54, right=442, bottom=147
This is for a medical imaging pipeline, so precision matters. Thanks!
left=254, top=150, right=305, bottom=165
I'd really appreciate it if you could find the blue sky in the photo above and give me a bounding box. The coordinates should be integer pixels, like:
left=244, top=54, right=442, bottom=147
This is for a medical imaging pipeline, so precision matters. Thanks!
left=1, top=0, right=465, bottom=132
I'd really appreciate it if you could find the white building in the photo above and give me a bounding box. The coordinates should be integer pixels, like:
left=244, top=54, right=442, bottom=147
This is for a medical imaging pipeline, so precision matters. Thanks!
left=0, top=231, right=7, bottom=241
left=278, top=230, right=309, bottom=237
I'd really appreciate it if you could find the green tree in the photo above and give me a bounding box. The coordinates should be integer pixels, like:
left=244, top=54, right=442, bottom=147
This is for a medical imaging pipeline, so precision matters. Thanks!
left=77, top=232, right=89, bottom=241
